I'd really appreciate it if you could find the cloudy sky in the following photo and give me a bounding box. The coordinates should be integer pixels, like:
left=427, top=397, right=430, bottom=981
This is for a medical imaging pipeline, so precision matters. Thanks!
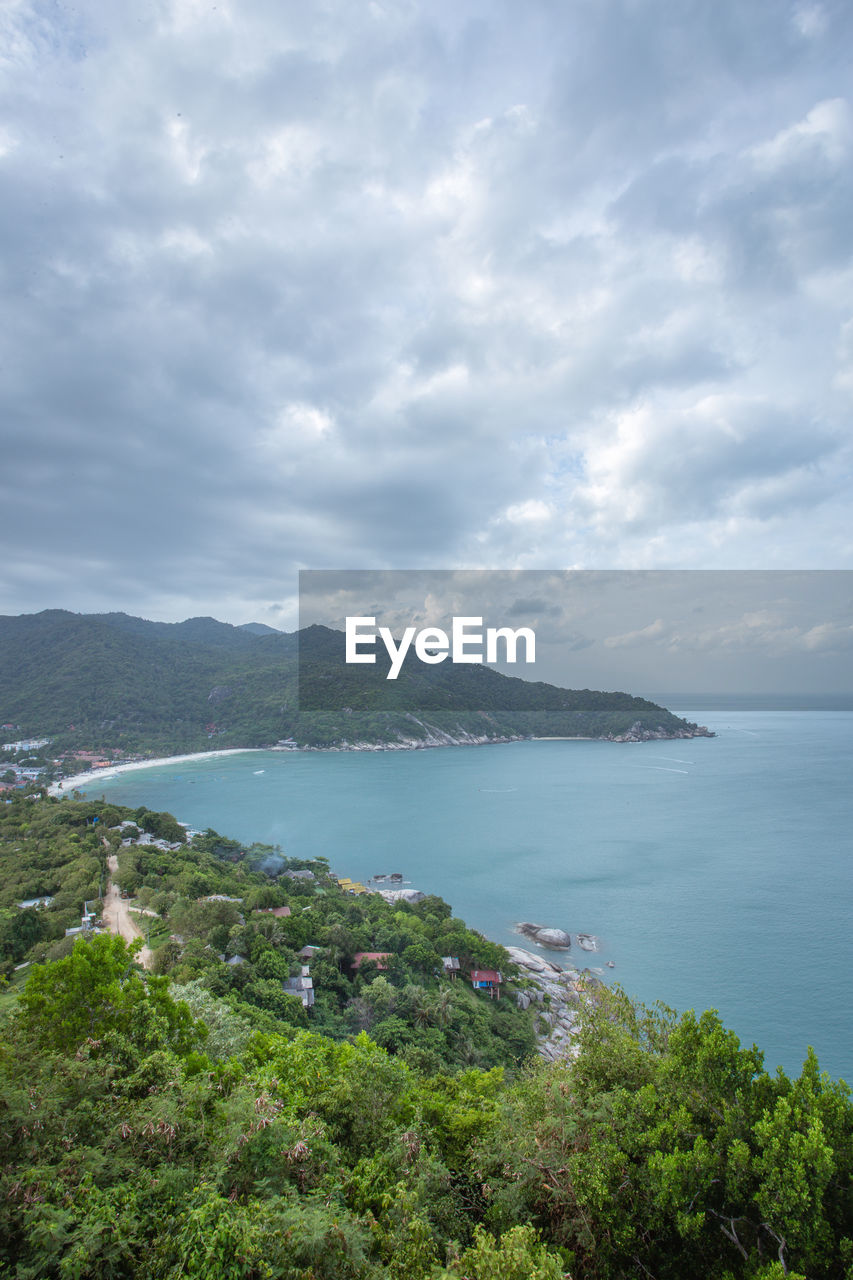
left=2, top=0, right=852, bottom=631
left=300, top=569, right=853, bottom=692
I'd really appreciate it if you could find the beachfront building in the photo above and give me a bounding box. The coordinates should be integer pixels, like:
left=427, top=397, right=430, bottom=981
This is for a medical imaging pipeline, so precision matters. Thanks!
left=470, top=969, right=503, bottom=999
left=336, top=876, right=369, bottom=895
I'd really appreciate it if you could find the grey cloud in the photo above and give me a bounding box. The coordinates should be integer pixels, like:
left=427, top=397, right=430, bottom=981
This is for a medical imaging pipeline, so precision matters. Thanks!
left=1, top=1, right=853, bottom=623
left=506, top=596, right=562, bottom=618
left=575, top=397, right=844, bottom=539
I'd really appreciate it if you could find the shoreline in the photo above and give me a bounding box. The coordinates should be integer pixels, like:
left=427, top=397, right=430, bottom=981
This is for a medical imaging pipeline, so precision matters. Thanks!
left=54, top=723, right=714, bottom=795
left=49, top=748, right=263, bottom=796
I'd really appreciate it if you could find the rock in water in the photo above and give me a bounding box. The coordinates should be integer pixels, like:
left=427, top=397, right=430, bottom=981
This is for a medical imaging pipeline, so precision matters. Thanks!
left=535, top=927, right=572, bottom=949
left=515, top=923, right=573, bottom=949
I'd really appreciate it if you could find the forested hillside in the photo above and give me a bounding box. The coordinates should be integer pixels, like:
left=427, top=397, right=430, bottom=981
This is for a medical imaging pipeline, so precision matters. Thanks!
left=1, top=796, right=852, bottom=1278
left=0, top=610, right=704, bottom=755
left=0, top=795, right=532, bottom=1073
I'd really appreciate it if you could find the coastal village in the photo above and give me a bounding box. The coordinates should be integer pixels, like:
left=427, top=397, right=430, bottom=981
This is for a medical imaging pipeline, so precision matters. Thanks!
left=8, top=792, right=605, bottom=1064
left=2, top=728, right=614, bottom=1065
left=0, top=735, right=136, bottom=795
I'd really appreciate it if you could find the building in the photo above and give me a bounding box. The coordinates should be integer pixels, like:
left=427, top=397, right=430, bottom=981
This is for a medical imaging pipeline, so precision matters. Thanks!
left=336, top=876, right=369, bottom=895
left=470, top=969, right=503, bottom=999
left=283, top=966, right=315, bottom=1008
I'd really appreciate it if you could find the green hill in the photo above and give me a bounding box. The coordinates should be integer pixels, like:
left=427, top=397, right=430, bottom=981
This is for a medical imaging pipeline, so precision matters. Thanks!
left=1, top=795, right=849, bottom=1280
left=0, top=610, right=709, bottom=755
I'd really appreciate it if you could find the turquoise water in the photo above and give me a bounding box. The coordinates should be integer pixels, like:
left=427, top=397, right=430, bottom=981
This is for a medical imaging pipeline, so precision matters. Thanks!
left=80, top=709, right=853, bottom=1081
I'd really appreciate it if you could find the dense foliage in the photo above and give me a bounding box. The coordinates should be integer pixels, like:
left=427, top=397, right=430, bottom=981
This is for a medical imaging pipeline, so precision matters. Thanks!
left=2, top=932, right=852, bottom=1278
left=3, top=798, right=851, bottom=1277
left=1, top=796, right=536, bottom=1072
left=0, top=610, right=699, bottom=755
left=0, top=795, right=109, bottom=971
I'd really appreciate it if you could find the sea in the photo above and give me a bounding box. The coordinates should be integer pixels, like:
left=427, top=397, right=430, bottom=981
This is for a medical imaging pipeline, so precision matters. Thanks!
left=79, top=698, right=853, bottom=1082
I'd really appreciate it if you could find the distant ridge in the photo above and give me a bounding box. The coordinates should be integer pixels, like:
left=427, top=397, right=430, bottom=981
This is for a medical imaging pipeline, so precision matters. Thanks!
left=238, top=622, right=283, bottom=636
left=0, top=609, right=708, bottom=755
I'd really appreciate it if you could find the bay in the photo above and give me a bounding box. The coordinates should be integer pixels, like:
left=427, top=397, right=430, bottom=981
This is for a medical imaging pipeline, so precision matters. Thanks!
left=80, top=707, right=853, bottom=1081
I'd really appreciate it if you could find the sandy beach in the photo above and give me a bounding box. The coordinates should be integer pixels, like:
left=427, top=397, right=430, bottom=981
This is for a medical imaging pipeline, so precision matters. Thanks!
left=49, top=748, right=262, bottom=796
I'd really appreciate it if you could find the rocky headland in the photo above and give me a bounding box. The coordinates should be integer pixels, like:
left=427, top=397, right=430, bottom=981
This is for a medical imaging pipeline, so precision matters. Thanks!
left=607, top=720, right=714, bottom=742
left=507, top=945, right=604, bottom=1062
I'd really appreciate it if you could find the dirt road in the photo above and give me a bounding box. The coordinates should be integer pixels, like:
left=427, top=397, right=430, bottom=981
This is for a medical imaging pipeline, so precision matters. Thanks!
left=102, top=854, right=154, bottom=969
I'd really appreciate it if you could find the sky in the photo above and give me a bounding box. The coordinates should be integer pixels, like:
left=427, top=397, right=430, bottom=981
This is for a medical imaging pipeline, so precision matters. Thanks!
left=2, top=0, right=853, bottom=637
left=299, top=569, right=853, bottom=693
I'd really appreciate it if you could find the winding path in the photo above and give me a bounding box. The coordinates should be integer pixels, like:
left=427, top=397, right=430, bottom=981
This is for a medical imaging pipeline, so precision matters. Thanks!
left=102, top=854, right=154, bottom=969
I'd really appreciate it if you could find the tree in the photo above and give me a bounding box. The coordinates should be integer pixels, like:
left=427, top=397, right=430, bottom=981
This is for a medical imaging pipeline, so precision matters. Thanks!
left=443, top=1225, right=567, bottom=1280
left=0, top=906, right=47, bottom=963
left=484, top=987, right=853, bottom=1280
left=402, top=939, right=441, bottom=978
left=15, top=933, right=204, bottom=1057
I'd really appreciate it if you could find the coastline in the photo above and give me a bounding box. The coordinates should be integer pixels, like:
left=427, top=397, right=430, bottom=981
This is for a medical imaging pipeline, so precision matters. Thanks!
left=54, top=723, right=714, bottom=794
left=49, top=748, right=263, bottom=796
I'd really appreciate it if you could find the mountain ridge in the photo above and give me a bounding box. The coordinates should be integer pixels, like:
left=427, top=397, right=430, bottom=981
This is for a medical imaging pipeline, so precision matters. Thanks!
left=0, top=609, right=710, bottom=754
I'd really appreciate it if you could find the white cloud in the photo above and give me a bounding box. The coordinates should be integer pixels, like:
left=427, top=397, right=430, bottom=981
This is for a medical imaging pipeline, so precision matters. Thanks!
left=503, top=500, right=553, bottom=525
left=792, top=3, right=828, bottom=40
left=749, top=98, right=852, bottom=172
left=799, top=622, right=853, bottom=650
left=604, top=619, right=666, bottom=648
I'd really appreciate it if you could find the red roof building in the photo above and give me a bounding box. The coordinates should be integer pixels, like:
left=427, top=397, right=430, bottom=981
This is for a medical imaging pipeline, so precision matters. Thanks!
left=470, top=969, right=503, bottom=999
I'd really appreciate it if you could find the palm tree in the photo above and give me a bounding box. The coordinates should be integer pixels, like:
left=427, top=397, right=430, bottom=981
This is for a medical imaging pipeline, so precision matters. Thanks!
left=427, top=987, right=454, bottom=1028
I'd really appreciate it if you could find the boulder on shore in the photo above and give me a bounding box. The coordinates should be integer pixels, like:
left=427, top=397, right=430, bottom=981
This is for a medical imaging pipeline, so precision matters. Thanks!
left=506, top=945, right=546, bottom=971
